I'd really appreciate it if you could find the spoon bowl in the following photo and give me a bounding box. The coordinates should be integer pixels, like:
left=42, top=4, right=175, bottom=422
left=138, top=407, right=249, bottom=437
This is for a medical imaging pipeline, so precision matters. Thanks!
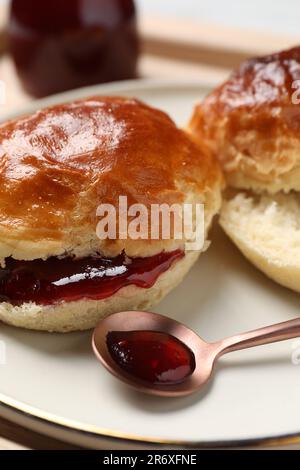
left=92, top=311, right=218, bottom=397
left=92, top=310, right=300, bottom=397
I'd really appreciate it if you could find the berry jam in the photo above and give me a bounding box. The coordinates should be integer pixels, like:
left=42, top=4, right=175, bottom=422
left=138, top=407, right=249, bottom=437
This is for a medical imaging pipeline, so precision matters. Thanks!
left=0, top=250, right=184, bottom=306
left=106, top=330, right=196, bottom=385
left=9, top=0, right=139, bottom=97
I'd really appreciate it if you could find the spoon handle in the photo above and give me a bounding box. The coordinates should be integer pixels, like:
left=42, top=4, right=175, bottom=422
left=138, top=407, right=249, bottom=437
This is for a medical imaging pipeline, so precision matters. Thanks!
left=216, top=317, right=300, bottom=356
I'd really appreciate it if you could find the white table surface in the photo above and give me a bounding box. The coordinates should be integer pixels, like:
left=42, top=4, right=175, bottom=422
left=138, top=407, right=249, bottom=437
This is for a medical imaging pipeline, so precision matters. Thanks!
left=139, top=0, right=300, bottom=35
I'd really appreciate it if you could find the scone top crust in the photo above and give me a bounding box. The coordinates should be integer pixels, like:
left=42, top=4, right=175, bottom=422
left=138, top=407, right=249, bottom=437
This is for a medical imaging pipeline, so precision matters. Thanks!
left=190, top=46, right=300, bottom=193
left=0, top=96, right=222, bottom=262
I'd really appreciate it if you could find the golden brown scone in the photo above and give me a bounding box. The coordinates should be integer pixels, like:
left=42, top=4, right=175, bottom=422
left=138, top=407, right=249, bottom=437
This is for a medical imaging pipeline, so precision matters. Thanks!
left=190, top=46, right=300, bottom=293
left=0, top=96, right=223, bottom=332
left=0, top=96, right=222, bottom=262
left=190, top=46, right=300, bottom=193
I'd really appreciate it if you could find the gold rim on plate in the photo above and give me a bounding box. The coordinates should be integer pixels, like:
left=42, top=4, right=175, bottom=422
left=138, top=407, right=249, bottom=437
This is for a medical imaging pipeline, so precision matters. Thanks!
left=0, top=391, right=300, bottom=449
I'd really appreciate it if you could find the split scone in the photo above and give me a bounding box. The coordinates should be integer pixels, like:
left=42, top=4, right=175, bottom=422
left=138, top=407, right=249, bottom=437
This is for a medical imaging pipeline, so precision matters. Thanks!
left=0, top=96, right=222, bottom=332
left=189, top=46, right=300, bottom=293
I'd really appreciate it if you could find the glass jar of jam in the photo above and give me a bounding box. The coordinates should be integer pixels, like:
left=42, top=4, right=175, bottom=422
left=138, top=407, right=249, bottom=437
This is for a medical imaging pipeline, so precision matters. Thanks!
left=8, top=0, right=139, bottom=98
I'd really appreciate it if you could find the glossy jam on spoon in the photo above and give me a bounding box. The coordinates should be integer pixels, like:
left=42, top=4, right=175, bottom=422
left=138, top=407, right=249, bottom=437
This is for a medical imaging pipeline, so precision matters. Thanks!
left=0, top=250, right=184, bottom=305
left=94, top=310, right=300, bottom=397
left=106, top=330, right=196, bottom=385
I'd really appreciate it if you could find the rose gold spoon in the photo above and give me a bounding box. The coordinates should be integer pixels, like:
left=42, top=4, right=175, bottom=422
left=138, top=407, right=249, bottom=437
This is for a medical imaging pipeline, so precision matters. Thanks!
left=92, top=310, right=300, bottom=397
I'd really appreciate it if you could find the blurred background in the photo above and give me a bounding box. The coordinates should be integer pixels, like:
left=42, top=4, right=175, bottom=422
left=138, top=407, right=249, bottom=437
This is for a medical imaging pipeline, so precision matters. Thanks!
left=139, top=0, right=300, bottom=35
left=1, top=0, right=299, bottom=34
left=0, top=0, right=299, bottom=112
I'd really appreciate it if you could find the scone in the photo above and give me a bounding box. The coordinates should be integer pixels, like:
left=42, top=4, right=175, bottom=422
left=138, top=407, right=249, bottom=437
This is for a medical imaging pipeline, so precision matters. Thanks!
left=189, top=46, right=300, bottom=293
left=0, top=96, right=222, bottom=332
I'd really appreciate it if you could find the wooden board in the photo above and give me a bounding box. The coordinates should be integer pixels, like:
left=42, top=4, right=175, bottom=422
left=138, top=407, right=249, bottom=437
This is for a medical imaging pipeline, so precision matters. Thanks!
left=140, top=16, right=300, bottom=68
left=0, top=416, right=81, bottom=450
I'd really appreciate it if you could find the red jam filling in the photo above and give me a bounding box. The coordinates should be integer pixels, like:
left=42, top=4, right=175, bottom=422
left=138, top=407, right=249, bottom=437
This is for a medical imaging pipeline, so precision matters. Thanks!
left=106, top=330, right=196, bottom=385
left=0, top=250, right=184, bottom=306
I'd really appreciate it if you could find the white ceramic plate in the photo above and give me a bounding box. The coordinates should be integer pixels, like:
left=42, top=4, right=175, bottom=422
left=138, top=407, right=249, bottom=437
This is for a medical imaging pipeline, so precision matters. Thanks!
left=1, top=80, right=300, bottom=450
